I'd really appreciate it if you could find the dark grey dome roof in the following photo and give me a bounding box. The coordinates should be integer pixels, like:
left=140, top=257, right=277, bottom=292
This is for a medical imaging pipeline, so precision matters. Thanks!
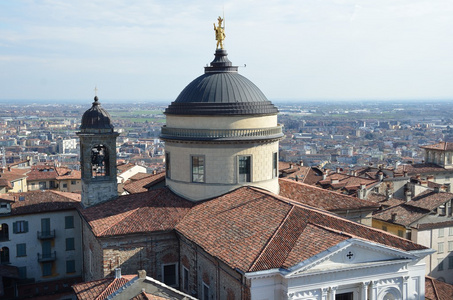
left=165, top=49, right=278, bottom=116
left=80, top=96, right=114, bottom=131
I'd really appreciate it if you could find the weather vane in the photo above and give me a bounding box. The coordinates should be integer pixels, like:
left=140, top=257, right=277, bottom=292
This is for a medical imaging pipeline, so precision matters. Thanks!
left=213, top=16, right=226, bottom=49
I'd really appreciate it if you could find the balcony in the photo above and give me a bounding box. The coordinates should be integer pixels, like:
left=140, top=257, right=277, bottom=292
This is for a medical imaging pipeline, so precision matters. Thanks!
left=161, top=125, right=284, bottom=141
left=37, top=230, right=55, bottom=239
left=37, top=251, right=56, bottom=262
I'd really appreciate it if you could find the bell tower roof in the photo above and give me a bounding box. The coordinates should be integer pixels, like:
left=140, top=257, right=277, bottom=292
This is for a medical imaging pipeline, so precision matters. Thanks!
left=80, top=96, right=114, bottom=132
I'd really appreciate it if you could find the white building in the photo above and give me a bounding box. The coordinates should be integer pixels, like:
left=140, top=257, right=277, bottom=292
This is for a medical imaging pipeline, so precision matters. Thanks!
left=0, top=191, right=82, bottom=293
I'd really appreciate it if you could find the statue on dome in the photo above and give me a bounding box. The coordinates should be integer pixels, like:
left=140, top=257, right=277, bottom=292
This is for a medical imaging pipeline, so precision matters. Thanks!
left=213, top=16, right=225, bottom=49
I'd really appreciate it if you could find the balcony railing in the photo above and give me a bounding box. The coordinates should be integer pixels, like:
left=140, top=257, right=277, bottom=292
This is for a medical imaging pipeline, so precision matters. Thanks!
left=37, top=230, right=55, bottom=239
left=161, top=125, right=284, bottom=141
left=37, top=251, right=56, bottom=262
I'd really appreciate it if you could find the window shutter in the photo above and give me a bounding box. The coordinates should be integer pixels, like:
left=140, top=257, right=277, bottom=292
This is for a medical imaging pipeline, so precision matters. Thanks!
left=24, top=221, right=28, bottom=233
left=13, top=222, right=17, bottom=233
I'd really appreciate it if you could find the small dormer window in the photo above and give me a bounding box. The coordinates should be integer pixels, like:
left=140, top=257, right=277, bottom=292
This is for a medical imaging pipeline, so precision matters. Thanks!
left=0, top=204, right=7, bottom=208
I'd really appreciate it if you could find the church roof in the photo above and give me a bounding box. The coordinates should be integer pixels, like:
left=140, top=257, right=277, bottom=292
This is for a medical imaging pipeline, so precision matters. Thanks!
left=175, top=186, right=426, bottom=273
left=79, top=188, right=193, bottom=237
left=164, top=49, right=278, bottom=116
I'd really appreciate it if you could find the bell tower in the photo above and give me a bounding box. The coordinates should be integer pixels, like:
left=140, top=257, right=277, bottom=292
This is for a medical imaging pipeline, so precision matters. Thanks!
left=77, top=96, right=119, bottom=207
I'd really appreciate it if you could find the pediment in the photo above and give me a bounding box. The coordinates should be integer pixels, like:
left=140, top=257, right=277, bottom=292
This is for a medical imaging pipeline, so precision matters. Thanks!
left=285, top=238, right=416, bottom=277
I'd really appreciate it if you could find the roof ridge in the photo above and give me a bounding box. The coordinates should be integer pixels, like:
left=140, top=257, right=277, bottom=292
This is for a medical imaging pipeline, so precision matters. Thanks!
left=248, top=206, right=296, bottom=271
left=95, top=277, right=128, bottom=300
left=431, top=277, right=440, bottom=300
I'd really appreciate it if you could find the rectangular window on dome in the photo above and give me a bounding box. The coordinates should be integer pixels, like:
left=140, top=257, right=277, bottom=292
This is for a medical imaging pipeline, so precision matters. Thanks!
left=191, top=156, right=205, bottom=183
left=273, top=152, right=278, bottom=178
left=165, top=152, right=171, bottom=179
left=238, top=156, right=251, bottom=183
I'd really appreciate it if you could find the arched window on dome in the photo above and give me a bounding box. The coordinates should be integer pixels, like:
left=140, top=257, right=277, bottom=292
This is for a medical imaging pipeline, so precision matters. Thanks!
left=91, top=144, right=110, bottom=178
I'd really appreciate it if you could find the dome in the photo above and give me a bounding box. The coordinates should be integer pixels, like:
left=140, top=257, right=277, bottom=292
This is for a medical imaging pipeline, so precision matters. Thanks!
left=165, top=49, right=279, bottom=116
left=80, top=96, right=114, bottom=131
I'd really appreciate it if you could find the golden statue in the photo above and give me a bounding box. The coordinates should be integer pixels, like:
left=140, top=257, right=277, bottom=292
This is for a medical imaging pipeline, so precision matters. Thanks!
left=213, top=16, right=225, bottom=49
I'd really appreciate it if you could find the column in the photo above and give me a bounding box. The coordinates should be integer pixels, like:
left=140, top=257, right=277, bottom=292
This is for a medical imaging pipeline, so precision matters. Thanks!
left=329, top=286, right=337, bottom=300
left=321, top=287, right=329, bottom=300
left=361, top=282, right=370, bottom=300
left=369, top=280, right=378, bottom=300
left=402, top=276, right=409, bottom=299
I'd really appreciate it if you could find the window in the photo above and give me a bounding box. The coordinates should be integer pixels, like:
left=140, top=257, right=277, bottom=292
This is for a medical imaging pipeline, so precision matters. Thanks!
left=273, top=152, right=278, bottom=178
left=13, top=221, right=28, bottom=234
left=203, top=282, right=210, bottom=300
left=165, top=152, right=171, bottom=179
left=449, top=256, right=453, bottom=269
left=18, top=266, right=27, bottom=279
left=65, top=216, right=74, bottom=229
left=0, top=223, right=9, bottom=240
left=238, top=156, right=251, bottom=182
left=336, top=292, right=353, bottom=300
left=66, top=238, right=75, bottom=251
left=191, top=156, right=205, bottom=183
left=449, top=241, right=453, bottom=252
left=438, top=259, right=444, bottom=271
left=449, top=227, right=453, bottom=236
left=66, top=260, right=76, bottom=273
left=62, top=183, right=67, bottom=188
left=439, top=228, right=445, bottom=237
left=439, top=242, right=444, bottom=253
left=382, top=225, right=387, bottom=231
left=71, top=180, right=76, bottom=185
left=0, top=246, right=10, bottom=264
left=91, top=144, right=109, bottom=177
left=39, top=181, right=46, bottom=189
left=16, top=243, right=26, bottom=257
left=183, top=267, right=189, bottom=292
left=42, top=262, right=52, bottom=276
left=397, top=230, right=403, bottom=237
left=162, top=263, right=177, bottom=286
left=41, top=218, right=50, bottom=236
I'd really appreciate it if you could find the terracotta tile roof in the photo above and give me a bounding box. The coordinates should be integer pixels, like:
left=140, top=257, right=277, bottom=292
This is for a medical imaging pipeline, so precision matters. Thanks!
left=56, top=167, right=81, bottom=180
left=425, top=276, right=453, bottom=300
left=27, top=165, right=58, bottom=181
left=421, top=142, right=453, bottom=151
left=408, top=190, right=453, bottom=211
left=372, top=204, right=430, bottom=227
left=80, top=188, right=193, bottom=237
left=123, top=172, right=166, bottom=194
left=279, top=178, right=380, bottom=212
left=318, top=173, right=378, bottom=192
left=72, top=275, right=135, bottom=300
left=395, top=163, right=447, bottom=175
left=9, top=190, right=81, bottom=215
left=176, top=187, right=426, bottom=273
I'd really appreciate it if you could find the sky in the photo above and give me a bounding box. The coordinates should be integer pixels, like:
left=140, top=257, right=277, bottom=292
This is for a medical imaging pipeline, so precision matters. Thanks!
left=0, top=0, right=452, bottom=102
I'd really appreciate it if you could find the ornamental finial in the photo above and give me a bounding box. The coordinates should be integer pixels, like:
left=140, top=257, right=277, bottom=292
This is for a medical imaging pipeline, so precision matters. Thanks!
left=213, top=16, right=225, bottom=49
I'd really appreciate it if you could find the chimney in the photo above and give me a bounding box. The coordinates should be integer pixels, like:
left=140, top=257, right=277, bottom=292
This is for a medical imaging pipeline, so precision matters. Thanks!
left=295, top=175, right=299, bottom=182
left=138, top=270, right=146, bottom=279
left=358, top=184, right=366, bottom=199
left=299, top=160, right=304, bottom=166
left=322, top=173, right=327, bottom=180
left=115, top=268, right=121, bottom=279
left=289, top=163, right=293, bottom=169
left=403, top=171, right=408, bottom=177
left=378, top=172, right=383, bottom=181
left=391, top=213, right=397, bottom=222
left=405, top=190, right=412, bottom=202
left=434, top=186, right=441, bottom=193
left=336, top=167, right=340, bottom=173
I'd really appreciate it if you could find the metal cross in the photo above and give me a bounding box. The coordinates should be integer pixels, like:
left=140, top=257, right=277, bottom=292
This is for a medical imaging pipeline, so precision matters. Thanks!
left=346, top=251, right=354, bottom=259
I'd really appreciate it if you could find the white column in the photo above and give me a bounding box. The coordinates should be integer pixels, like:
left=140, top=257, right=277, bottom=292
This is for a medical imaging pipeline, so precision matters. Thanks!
left=370, top=280, right=378, bottom=300
left=321, top=288, right=329, bottom=300
left=329, top=286, right=338, bottom=300
left=361, top=282, right=370, bottom=300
